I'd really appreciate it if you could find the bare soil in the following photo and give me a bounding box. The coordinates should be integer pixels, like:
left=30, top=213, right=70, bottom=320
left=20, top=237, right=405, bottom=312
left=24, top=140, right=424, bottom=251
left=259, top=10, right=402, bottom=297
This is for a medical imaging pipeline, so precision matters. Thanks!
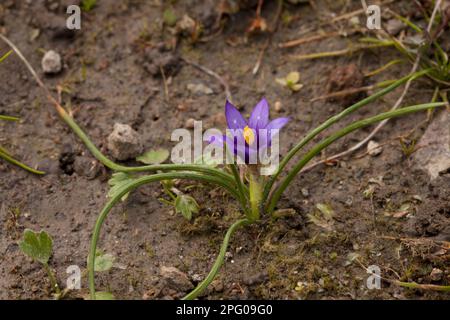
left=0, top=0, right=449, bottom=300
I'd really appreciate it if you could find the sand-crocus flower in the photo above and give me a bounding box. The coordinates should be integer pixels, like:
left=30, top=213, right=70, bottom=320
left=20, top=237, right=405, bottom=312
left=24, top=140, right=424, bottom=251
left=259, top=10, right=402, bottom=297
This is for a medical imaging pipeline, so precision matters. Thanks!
left=211, top=98, right=289, bottom=221
left=212, top=98, right=289, bottom=167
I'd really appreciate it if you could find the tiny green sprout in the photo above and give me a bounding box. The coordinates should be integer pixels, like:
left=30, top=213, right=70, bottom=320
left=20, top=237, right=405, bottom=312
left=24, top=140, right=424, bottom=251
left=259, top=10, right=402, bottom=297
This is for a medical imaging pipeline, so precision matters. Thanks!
left=136, top=148, right=170, bottom=165
left=81, top=0, right=96, bottom=12
left=276, top=71, right=304, bottom=92
left=0, top=50, right=12, bottom=63
left=163, top=8, right=178, bottom=27
left=175, top=194, right=200, bottom=221
left=399, top=138, right=417, bottom=158
left=19, top=229, right=61, bottom=298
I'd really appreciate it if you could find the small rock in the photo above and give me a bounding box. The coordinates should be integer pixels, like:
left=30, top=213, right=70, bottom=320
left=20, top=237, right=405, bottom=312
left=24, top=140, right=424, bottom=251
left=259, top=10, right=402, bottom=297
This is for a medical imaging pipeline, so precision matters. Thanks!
left=367, top=140, right=382, bottom=156
left=327, top=64, right=365, bottom=106
left=191, top=274, right=203, bottom=283
left=142, top=44, right=181, bottom=77
left=301, top=188, right=309, bottom=197
left=412, top=111, right=450, bottom=179
left=386, top=19, right=405, bottom=36
left=73, top=156, right=100, bottom=179
left=274, top=101, right=283, bottom=112
left=185, top=118, right=196, bottom=129
left=211, top=279, right=224, bottom=292
left=42, top=50, right=62, bottom=74
left=160, top=266, right=194, bottom=292
left=187, top=83, right=213, bottom=96
left=107, top=123, right=143, bottom=161
left=430, top=268, right=443, bottom=281
left=243, top=271, right=268, bottom=286
left=176, top=14, right=197, bottom=36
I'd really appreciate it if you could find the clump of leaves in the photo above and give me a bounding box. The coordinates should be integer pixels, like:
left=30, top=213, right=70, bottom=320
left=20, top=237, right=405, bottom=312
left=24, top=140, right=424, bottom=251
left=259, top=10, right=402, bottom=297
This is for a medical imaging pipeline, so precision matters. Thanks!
left=19, top=229, right=62, bottom=298
left=163, top=8, right=178, bottom=27
left=276, top=71, right=304, bottom=92
left=175, top=194, right=200, bottom=221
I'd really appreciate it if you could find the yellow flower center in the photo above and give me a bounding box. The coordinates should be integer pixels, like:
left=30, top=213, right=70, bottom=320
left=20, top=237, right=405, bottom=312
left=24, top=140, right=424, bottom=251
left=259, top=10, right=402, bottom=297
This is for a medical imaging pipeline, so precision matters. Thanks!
left=243, top=126, right=255, bottom=145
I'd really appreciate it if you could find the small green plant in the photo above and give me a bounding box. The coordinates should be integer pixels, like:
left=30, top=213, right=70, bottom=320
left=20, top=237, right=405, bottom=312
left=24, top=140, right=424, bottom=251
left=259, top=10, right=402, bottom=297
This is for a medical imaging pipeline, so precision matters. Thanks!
left=0, top=13, right=447, bottom=299
left=276, top=71, right=304, bottom=92
left=19, top=229, right=61, bottom=298
left=81, top=0, right=96, bottom=12
left=163, top=8, right=178, bottom=27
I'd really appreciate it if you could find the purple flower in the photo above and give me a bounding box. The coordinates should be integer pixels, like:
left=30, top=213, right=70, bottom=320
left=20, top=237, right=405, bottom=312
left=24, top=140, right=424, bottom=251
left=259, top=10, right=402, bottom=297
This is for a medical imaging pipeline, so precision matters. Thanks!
left=211, top=98, right=289, bottom=164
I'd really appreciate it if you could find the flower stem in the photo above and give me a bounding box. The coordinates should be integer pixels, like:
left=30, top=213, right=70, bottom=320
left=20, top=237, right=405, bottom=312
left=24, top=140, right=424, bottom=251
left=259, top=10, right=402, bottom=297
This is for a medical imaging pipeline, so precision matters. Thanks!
left=43, top=263, right=61, bottom=296
left=182, top=218, right=250, bottom=300
left=248, top=173, right=262, bottom=222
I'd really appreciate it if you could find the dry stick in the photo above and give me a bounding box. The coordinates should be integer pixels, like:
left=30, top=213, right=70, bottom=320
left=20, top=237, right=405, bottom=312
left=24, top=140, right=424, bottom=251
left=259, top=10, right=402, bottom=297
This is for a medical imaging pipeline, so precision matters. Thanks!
left=310, top=85, right=375, bottom=102
left=300, top=0, right=442, bottom=173
left=181, top=57, right=232, bottom=102
left=355, top=258, right=450, bottom=292
left=279, top=28, right=361, bottom=49
left=0, top=34, right=67, bottom=118
left=317, top=0, right=392, bottom=27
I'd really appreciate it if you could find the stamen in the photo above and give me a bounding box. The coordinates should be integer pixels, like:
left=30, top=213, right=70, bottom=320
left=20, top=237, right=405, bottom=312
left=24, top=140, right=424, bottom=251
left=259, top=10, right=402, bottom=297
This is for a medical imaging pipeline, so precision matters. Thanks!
left=243, top=126, right=255, bottom=145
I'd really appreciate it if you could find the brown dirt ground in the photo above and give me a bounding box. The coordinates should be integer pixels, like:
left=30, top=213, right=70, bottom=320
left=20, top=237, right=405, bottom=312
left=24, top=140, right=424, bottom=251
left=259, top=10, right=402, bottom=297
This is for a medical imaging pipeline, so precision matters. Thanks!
left=0, top=0, right=449, bottom=300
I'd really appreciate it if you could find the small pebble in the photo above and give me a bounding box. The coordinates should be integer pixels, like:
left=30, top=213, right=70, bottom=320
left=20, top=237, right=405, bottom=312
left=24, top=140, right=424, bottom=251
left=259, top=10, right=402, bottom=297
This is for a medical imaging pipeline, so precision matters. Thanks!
left=430, top=268, right=443, bottom=281
left=187, top=83, right=213, bottom=96
left=42, top=50, right=62, bottom=74
left=185, top=118, right=196, bottom=129
left=274, top=101, right=283, bottom=112
left=107, top=123, right=143, bottom=161
left=368, top=140, right=382, bottom=157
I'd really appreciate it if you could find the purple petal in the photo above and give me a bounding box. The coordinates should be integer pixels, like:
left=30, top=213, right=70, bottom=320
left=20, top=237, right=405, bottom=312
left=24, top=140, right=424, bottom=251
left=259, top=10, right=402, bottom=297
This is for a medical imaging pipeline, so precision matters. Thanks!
left=208, top=134, right=226, bottom=147
left=264, top=117, right=289, bottom=146
left=248, top=98, right=269, bottom=130
left=265, top=117, right=289, bottom=132
left=225, top=100, right=247, bottom=130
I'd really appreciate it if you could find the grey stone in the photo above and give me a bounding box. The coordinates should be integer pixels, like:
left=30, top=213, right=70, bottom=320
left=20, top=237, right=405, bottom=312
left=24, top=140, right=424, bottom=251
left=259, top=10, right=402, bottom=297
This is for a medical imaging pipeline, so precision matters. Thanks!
left=160, top=266, right=194, bottom=292
left=107, top=123, right=143, bottom=161
left=42, top=50, right=62, bottom=74
left=367, top=140, right=382, bottom=157
left=413, top=111, right=450, bottom=179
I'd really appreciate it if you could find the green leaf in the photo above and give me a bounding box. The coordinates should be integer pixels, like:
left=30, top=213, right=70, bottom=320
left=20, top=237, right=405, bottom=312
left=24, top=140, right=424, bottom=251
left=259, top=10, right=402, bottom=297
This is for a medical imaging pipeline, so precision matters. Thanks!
left=94, top=291, right=115, bottom=300
left=163, top=8, right=177, bottom=27
left=193, top=153, right=220, bottom=168
left=175, top=194, right=199, bottom=221
left=276, top=71, right=303, bottom=92
left=19, top=229, right=53, bottom=264
left=286, top=71, right=300, bottom=84
left=107, top=172, right=134, bottom=201
left=94, top=252, right=115, bottom=272
left=81, top=0, right=96, bottom=12
left=0, top=50, right=12, bottom=63
left=136, top=148, right=169, bottom=165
